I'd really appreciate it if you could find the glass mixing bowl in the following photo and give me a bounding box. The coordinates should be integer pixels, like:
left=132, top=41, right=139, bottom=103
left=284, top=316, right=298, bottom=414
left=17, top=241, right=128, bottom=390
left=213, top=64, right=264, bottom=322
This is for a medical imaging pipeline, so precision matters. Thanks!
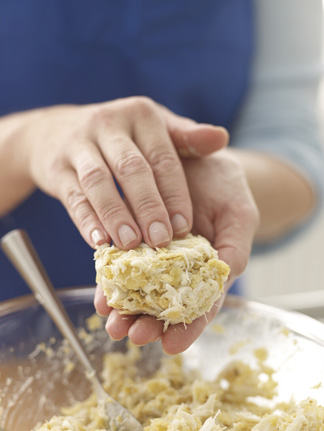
left=1, top=288, right=324, bottom=431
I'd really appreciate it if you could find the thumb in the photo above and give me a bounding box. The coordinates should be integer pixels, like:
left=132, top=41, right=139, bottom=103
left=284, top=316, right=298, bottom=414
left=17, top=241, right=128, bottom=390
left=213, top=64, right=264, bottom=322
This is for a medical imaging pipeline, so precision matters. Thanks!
left=164, top=110, right=229, bottom=157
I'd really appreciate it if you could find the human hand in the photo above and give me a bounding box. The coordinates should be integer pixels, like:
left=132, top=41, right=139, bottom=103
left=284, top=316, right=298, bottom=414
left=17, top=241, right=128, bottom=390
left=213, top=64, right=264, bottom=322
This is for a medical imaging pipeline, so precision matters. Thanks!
left=23, top=97, right=228, bottom=249
left=95, top=149, right=259, bottom=354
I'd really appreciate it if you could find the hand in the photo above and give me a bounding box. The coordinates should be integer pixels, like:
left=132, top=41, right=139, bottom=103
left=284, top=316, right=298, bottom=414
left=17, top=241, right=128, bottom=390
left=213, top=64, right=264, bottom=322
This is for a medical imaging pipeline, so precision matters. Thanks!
left=95, top=149, right=259, bottom=354
left=22, top=97, right=228, bottom=249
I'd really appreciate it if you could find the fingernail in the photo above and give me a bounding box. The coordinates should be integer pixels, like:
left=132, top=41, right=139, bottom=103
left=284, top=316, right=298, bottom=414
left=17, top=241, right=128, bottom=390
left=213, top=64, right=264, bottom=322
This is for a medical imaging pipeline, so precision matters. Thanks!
left=178, top=148, right=190, bottom=158
left=96, top=310, right=108, bottom=317
left=118, top=224, right=137, bottom=247
left=91, top=229, right=106, bottom=246
left=149, top=222, right=170, bottom=246
left=108, top=333, right=124, bottom=341
left=171, top=214, right=188, bottom=235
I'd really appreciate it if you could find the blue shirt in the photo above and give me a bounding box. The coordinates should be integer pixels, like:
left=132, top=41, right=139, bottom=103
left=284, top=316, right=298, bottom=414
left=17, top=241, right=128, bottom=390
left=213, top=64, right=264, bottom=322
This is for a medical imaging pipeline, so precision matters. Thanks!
left=1, top=1, right=254, bottom=300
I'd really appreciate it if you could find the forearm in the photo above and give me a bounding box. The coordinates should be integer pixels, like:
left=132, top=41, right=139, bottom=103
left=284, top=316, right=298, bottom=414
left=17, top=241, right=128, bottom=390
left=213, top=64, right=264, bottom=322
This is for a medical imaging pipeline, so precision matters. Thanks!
left=235, top=149, right=315, bottom=243
left=0, top=111, right=36, bottom=216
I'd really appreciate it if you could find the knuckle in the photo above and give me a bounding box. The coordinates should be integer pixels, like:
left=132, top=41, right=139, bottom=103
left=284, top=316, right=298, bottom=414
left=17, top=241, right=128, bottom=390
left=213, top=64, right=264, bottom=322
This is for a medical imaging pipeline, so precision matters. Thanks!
left=100, top=203, right=125, bottom=225
left=88, top=105, right=114, bottom=131
left=65, top=189, right=93, bottom=230
left=115, top=153, right=151, bottom=179
left=110, top=136, right=132, bottom=149
left=78, top=211, right=94, bottom=230
left=78, top=164, right=107, bottom=189
left=130, top=96, right=156, bottom=117
left=162, top=191, right=187, bottom=208
left=135, top=196, right=164, bottom=217
left=46, top=154, right=67, bottom=179
left=149, top=149, right=179, bottom=175
left=66, top=188, right=87, bottom=213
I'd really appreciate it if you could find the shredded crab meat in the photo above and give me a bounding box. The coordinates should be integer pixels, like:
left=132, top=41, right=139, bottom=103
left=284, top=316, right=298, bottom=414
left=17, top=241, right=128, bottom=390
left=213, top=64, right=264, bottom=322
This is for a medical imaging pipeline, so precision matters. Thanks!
left=95, top=234, right=230, bottom=330
left=34, top=345, right=324, bottom=431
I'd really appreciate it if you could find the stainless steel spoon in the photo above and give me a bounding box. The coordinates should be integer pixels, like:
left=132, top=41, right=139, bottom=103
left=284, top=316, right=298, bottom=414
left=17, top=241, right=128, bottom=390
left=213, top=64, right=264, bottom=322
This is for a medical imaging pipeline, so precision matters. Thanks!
left=1, top=229, right=143, bottom=431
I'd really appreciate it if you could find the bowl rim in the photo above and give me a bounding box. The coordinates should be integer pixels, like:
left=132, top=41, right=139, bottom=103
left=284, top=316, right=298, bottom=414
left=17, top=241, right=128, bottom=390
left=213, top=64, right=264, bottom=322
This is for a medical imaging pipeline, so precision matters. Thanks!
left=0, top=286, right=96, bottom=316
left=1, top=288, right=324, bottom=348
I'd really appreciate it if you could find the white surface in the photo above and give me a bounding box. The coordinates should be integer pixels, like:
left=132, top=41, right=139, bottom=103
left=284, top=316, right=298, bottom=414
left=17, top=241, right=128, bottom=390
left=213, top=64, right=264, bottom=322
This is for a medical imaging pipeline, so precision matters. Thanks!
left=245, top=204, right=324, bottom=317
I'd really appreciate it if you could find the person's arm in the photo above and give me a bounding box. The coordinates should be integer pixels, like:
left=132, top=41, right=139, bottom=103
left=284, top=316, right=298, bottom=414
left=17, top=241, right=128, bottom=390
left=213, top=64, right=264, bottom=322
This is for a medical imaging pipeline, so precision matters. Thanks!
left=236, top=150, right=315, bottom=243
left=230, top=0, right=324, bottom=247
left=0, top=110, right=37, bottom=216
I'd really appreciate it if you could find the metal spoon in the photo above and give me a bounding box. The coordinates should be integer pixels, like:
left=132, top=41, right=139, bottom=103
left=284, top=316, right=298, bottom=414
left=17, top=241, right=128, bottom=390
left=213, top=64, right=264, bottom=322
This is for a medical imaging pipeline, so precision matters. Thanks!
left=1, top=229, right=143, bottom=431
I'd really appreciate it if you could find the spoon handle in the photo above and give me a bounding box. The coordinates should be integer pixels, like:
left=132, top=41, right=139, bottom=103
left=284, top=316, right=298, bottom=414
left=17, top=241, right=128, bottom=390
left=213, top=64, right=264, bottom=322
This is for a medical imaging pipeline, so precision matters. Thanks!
left=1, top=229, right=144, bottom=431
left=1, top=229, right=96, bottom=377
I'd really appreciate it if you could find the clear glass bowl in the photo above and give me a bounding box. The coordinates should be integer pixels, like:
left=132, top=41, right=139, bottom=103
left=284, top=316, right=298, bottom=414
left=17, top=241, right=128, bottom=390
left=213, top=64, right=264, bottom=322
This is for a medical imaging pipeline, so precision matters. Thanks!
left=1, top=288, right=324, bottom=431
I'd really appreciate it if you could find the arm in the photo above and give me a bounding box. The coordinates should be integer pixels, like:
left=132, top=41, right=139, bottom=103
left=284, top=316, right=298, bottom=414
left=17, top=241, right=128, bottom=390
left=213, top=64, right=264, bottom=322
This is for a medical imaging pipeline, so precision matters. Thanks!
left=0, top=111, right=36, bottom=216
left=230, top=0, right=324, bottom=246
left=236, top=150, right=314, bottom=243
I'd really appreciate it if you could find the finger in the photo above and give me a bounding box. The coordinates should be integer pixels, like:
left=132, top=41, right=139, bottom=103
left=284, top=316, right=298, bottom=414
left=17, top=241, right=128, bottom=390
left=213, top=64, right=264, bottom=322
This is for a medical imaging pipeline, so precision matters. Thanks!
left=213, top=198, right=259, bottom=286
left=105, top=309, right=138, bottom=341
left=72, top=143, right=142, bottom=250
left=161, top=299, right=223, bottom=355
left=128, top=315, right=164, bottom=345
left=97, top=132, right=173, bottom=248
left=94, top=285, right=112, bottom=317
left=191, top=211, right=214, bottom=243
left=132, top=103, right=192, bottom=237
left=182, top=158, right=215, bottom=240
left=163, top=108, right=229, bottom=157
left=57, top=169, right=110, bottom=248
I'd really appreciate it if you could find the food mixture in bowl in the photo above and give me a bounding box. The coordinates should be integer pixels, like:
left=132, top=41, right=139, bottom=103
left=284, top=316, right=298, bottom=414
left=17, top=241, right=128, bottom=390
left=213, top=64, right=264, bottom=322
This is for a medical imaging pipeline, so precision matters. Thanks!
left=32, top=234, right=324, bottom=430
left=34, top=343, right=324, bottom=431
left=95, top=234, right=230, bottom=330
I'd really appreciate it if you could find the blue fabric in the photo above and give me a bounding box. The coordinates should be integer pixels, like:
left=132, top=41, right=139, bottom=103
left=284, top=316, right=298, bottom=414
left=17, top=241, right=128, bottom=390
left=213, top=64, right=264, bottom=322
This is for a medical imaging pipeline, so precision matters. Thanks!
left=0, top=0, right=254, bottom=301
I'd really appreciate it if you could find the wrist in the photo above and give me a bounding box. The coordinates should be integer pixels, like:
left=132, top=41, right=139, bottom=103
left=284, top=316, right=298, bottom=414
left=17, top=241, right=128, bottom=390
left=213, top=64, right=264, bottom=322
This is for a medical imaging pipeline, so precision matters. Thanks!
left=0, top=110, right=38, bottom=215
